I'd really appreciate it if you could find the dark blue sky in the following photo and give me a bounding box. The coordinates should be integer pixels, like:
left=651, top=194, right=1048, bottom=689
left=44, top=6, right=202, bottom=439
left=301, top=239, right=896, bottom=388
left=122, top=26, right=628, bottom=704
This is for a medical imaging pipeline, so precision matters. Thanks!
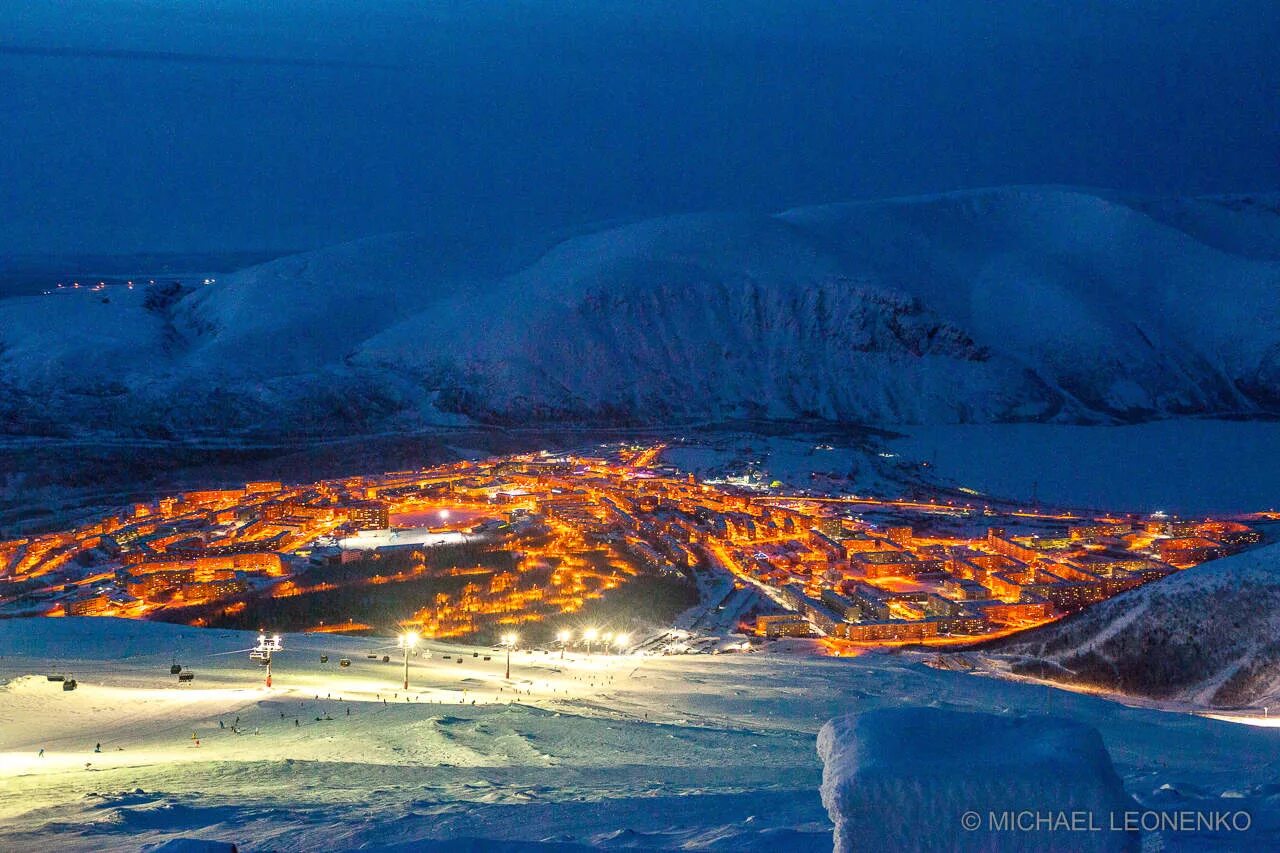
left=2, top=1, right=1278, bottom=255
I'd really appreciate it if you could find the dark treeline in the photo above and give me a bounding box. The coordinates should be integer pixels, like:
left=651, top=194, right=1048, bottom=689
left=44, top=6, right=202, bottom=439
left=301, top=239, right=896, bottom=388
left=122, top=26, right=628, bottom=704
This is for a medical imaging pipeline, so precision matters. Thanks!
left=149, top=541, right=698, bottom=647
left=165, top=574, right=474, bottom=634
left=294, top=545, right=515, bottom=585
left=472, top=573, right=699, bottom=648
left=151, top=544, right=517, bottom=634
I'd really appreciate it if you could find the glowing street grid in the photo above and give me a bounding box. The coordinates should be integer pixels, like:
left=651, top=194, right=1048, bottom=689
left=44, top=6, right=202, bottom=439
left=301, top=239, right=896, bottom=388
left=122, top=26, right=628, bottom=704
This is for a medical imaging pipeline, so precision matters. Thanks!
left=0, top=446, right=1263, bottom=650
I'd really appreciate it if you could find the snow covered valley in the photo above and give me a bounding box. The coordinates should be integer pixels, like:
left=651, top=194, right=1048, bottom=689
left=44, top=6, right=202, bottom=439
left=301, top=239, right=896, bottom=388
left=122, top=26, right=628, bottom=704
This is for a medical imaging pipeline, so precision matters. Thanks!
left=3, top=617, right=1280, bottom=851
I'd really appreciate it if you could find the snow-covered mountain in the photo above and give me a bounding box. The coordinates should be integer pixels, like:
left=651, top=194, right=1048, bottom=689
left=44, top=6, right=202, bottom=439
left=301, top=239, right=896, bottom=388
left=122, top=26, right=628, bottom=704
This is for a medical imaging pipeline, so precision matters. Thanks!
left=3, top=187, right=1279, bottom=436
left=983, top=542, right=1280, bottom=709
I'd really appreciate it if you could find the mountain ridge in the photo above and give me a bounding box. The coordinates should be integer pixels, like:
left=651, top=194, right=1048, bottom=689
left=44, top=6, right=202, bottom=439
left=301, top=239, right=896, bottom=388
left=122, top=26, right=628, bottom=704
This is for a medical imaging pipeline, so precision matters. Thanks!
left=2, top=186, right=1278, bottom=437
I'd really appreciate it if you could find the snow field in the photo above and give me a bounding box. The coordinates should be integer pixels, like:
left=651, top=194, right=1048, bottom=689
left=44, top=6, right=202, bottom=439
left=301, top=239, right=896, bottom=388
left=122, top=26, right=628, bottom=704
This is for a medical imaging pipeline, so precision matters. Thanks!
left=2, top=617, right=1279, bottom=849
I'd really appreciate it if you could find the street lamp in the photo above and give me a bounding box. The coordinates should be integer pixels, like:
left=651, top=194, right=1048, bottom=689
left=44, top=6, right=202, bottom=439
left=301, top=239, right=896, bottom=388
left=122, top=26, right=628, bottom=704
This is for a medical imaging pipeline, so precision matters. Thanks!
left=501, top=632, right=519, bottom=679
left=583, top=627, right=598, bottom=657
left=557, top=629, right=572, bottom=660
left=400, top=630, right=418, bottom=690
left=614, top=633, right=630, bottom=653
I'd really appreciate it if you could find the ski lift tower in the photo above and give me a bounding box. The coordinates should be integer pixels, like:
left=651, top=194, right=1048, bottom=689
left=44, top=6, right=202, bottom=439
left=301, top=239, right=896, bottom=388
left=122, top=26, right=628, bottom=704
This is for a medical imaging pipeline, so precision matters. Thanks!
left=250, top=632, right=283, bottom=687
left=399, top=629, right=419, bottom=690
left=501, top=632, right=519, bottom=680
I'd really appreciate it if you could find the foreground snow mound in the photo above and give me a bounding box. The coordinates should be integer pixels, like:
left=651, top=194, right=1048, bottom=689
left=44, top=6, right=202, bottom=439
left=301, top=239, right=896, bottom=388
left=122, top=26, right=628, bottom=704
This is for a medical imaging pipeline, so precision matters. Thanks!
left=817, top=707, right=1136, bottom=853
left=986, top=543, right=1280, bottom=708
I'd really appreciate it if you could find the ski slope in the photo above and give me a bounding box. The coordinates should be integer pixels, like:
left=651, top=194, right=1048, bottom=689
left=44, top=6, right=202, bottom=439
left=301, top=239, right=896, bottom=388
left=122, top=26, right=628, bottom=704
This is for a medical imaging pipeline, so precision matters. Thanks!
left=2, top=617, right=1279, bottom=850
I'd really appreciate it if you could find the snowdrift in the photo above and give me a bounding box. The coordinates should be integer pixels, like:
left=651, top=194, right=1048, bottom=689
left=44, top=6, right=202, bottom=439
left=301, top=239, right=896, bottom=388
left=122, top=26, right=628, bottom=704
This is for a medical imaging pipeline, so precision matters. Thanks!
left=817, top=707, right=1136, bottom=852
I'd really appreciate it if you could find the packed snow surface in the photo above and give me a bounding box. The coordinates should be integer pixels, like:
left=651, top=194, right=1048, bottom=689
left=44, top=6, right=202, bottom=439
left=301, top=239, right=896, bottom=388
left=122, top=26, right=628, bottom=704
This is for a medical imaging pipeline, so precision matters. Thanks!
left=818, top=707, right=1135, bottom=852
left=337, top=528, right=486, bottom=551
left=2, top=618, right=1280, bottom=850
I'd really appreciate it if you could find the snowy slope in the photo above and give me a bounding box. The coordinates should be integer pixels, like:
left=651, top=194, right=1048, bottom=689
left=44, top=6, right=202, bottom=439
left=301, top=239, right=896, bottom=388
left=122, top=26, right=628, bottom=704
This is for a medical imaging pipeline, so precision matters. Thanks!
left=781, top=188, right=1280, bottom=416
left=356, top=212, right=1046, bottom=424
left=1131, top=193, right=1280, bottom=261
left=983, top=542, right=1280, bottom=708
left=3, top=617, right=1279, bottom=851
left=2, top=187, right=1279, bottom=435
left=170, top=233, right=449, bottom=379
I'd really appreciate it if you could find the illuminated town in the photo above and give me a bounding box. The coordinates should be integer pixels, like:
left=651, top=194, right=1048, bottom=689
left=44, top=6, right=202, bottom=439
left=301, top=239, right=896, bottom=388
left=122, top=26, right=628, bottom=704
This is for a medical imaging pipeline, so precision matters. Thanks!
left=0, top=445, right=1263, bottom=650
left=6, top=5, right=1280, bottom=849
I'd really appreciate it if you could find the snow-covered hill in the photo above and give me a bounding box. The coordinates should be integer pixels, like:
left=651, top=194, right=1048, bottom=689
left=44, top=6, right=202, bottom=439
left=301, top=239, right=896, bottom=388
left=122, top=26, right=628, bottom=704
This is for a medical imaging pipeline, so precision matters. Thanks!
left=3, top=187, right=1279, bottom=436
left=983, top=542, right=1280, bottom=709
